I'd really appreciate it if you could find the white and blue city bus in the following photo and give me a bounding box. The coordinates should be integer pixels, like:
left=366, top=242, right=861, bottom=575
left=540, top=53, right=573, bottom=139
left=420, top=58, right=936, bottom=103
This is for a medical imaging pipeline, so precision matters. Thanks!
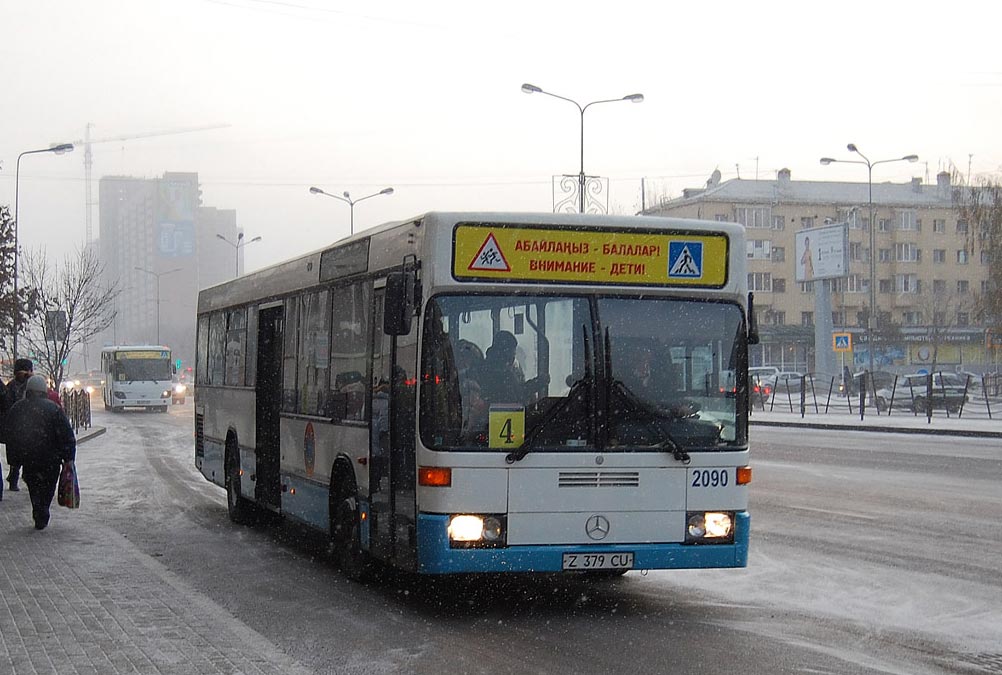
left=195, top=212, right=756, bottom=578
left=100, top=345, right=174, bottom=413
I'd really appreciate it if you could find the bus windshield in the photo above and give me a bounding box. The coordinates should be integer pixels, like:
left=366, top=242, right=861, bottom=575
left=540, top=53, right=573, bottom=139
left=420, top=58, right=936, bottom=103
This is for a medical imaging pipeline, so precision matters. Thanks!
left=113, top=358, right=171, bottom=382
left=421, top=294, right=745, bottom=452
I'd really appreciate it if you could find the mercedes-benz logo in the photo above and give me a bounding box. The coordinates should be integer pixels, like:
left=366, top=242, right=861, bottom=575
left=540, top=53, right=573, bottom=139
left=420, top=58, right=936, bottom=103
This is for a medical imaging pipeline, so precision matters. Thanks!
left=585, top=514, right=610, bottom=540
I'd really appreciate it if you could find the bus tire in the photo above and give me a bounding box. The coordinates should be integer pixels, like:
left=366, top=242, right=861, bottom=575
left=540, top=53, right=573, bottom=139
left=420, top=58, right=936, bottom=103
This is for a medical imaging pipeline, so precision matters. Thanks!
left=331, top=489, right=371, bottom=581
left=225, top=445, right=255, bottom=525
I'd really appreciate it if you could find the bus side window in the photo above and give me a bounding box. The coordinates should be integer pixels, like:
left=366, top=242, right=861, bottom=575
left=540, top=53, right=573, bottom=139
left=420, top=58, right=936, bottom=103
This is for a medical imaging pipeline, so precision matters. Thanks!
left=329, top=281, right=371, bottom=423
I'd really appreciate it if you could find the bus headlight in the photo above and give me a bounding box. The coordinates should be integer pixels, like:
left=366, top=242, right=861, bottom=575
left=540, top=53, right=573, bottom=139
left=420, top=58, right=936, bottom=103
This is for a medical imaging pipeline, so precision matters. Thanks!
left=685, top=512, right=734, bottom=544
left=447, top=514, right=506, bottom=548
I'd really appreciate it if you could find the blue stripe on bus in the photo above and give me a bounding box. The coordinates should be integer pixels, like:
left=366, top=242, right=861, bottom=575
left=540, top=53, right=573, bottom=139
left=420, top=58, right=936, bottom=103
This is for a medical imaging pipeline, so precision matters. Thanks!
left=415, top=511, right=750, bottom=574
left=282, top=474, right=330, bottom=531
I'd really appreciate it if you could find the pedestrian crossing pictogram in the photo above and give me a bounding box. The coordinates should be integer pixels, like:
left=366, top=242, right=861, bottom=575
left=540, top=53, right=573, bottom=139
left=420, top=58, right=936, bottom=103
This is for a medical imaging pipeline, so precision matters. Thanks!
left=832, top=332, right=852, bottom=352
left=468, top=233, right=511, bottom=272
left=668, top=242, right=702, bottom=278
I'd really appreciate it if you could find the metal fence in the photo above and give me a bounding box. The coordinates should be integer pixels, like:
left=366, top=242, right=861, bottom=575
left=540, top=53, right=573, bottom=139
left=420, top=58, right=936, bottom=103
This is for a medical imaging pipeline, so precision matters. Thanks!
left=61, top=389, right=92, bottom=432
left=751, top=370, right=1002, bottom=421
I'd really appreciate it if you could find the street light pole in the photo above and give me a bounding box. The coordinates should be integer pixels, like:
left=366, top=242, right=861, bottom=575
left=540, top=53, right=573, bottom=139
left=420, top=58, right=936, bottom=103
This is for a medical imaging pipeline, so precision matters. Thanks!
left=12, top=143, right=74, bottom=359
left=134, top=266, right=182, bottom=344
left=309, top=186, right=394, bottom=236
left=521, top=83, right=643, bottom=214
left=820, top=145, right=918, bottom=374
left=216, top=232, right=262, bottom=277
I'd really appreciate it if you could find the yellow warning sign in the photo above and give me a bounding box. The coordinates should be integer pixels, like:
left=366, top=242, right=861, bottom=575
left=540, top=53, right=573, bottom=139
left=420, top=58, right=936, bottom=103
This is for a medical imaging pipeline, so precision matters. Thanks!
left=453, top=224, right=729, bottom=287
left=488, top=405, right=525, bottom=449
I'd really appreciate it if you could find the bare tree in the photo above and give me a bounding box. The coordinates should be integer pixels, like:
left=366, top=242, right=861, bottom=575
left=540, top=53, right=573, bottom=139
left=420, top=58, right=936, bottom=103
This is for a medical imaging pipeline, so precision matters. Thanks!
left=953, top=172, right=1002, bottom=327
left=20, top=247, right=118, bottom=386
left=0, top=204, right=37, bottom=368
left=912, top=286, right=974, bottom=371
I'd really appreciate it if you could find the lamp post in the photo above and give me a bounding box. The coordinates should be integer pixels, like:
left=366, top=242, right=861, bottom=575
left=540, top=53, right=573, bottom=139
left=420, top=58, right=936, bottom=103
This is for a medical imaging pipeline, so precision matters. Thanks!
left=134, top=266, right=182, bottom=345
left=521, top=83, right=643, bottom=214
left=216, top=232, right=262, bottom=277
left=12, top=143, right=74, bottom=359
left=820, top=145, right=918, bottom=374
left=309, top=186, right=394, bottom=236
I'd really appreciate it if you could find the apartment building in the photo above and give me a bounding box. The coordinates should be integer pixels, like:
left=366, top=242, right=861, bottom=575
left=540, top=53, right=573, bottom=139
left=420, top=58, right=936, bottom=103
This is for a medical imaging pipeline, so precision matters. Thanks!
left=645, top=168, right=992, bottom=373
left=98, top=172, right=240, bottom=367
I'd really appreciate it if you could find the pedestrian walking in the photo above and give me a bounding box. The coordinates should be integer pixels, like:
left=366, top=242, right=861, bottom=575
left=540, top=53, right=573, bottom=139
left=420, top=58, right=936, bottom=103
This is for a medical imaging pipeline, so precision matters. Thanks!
left=4, top=358, right=36, bottom=491
left=0, top=376, right=8, bottom=501
left=2, top=375, right=77, bottom=529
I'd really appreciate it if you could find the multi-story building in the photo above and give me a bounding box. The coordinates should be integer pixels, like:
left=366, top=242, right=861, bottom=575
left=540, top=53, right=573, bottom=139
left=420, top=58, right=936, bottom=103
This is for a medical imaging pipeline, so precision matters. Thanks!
left=645, top=168, right=992, bottom=374
left=98, top=172, right=241, bottom=367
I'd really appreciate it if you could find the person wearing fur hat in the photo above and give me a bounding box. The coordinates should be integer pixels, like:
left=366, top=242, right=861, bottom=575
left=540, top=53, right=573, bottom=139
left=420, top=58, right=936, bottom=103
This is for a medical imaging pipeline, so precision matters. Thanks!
left=4, top=358, right=35, bottom=491
left=2, top=374, right=76, bottom=530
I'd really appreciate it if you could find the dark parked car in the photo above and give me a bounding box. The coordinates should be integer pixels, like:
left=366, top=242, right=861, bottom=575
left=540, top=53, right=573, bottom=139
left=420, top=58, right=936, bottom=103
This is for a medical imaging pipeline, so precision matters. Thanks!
left=749, top=371, right=773, bottom=406
left=844, top=371, right=896, bottom=397
left=875, top=372, right=969, bottom=413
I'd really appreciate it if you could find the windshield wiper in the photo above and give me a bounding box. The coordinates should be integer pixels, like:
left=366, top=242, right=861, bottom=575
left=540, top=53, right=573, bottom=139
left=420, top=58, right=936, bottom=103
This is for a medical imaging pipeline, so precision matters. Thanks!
left=506, top=325, right=592, bottom=464
left=608, top=377, right=691, bottom=463
left=505, top=374, right=591, bottom=464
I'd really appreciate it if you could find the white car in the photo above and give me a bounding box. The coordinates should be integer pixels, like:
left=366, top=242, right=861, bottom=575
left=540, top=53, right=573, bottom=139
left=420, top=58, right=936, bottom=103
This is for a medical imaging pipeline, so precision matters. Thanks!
left=772, top=371, right=805, bottom=393
left=875, top=373, right=969, bottom=413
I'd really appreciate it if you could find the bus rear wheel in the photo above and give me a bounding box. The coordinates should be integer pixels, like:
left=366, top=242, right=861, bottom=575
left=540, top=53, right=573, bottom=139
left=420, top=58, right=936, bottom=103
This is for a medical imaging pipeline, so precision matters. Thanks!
left=331, top=493, right=371, bottom=581
left=225, top=448, right=255, bottom=525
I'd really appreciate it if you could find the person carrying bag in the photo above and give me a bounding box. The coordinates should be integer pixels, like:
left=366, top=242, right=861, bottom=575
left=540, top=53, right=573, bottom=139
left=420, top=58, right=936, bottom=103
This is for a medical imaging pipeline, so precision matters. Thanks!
left=58, top=460, right=80, bottom=509
left=2, top=375, right=77, bottom=529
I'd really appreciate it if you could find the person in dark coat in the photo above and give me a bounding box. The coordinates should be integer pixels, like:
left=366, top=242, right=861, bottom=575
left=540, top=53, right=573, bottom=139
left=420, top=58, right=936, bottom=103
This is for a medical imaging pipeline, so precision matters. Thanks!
left=0, top=376, right=7, bottom=501
left=5, top=358, right=35, bottom=491
left=3, top=375, right=77, bottom=530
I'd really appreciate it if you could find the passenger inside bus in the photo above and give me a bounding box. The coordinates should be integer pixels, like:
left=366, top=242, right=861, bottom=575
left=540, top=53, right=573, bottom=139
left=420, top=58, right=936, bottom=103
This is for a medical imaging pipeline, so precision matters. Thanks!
left=479, top=331, right=548, bottom=405
left=455, top=340, right=488, bottom=439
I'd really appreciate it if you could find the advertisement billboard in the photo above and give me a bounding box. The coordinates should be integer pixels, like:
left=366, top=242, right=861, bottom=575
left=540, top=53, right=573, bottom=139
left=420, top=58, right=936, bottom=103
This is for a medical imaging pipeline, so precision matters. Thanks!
left=795, top=223, right=848, bottom=283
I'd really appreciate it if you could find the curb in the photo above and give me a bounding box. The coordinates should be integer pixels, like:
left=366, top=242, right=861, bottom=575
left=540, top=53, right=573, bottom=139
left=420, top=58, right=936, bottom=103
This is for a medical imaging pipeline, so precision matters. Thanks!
left=76, top=426, right=106, bottom=444
left=750, top=419, right=1002, bottom=439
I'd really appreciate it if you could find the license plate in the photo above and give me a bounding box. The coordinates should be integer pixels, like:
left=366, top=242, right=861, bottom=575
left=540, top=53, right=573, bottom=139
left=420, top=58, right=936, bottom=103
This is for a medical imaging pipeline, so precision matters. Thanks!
left=136, top=400, right=150, bottom=405
left=562, top=552, right=634, bottom=571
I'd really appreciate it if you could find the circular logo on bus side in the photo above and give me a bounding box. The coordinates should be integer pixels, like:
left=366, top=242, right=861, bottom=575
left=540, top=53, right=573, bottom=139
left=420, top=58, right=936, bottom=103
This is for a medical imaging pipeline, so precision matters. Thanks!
left=304, top=422, right=315, bottom=478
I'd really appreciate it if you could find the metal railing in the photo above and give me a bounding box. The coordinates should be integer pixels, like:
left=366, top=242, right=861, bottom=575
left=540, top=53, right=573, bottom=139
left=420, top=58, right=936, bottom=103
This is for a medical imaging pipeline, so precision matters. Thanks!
left=61, top=389, right=92, bottom=432
left=750, top=370, right=1002, bottom=421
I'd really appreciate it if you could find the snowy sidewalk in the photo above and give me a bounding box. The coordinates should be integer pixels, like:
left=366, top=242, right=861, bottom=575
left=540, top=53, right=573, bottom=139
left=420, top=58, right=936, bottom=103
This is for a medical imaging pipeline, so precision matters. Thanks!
left=0, top=429, right=310, bottom=675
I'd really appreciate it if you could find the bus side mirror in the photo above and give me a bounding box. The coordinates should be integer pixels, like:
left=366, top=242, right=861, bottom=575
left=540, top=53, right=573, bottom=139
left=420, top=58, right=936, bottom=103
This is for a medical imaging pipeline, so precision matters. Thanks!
left=384, top=271, right=414, bottom=336
left=747, top=291, right=760, bottom=345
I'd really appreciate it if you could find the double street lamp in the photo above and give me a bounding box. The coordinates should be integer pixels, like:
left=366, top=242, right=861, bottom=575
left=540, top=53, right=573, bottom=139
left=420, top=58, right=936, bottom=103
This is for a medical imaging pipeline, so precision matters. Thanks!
left=12, top=143, right=75, bottom=359
left=820, top=144, right=919, bottom=373
left=134, top=266, right=182, bottom=345
left=309, top=186, right=394, bottom=236
left=521, top=83, right=643, bottom=214
left=216, top=232, right=262, bottom=277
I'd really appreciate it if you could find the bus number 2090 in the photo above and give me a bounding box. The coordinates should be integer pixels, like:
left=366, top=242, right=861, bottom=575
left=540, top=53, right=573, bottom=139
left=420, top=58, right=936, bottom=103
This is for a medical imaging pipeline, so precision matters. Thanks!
left=691, top=469, right=729, bottom=488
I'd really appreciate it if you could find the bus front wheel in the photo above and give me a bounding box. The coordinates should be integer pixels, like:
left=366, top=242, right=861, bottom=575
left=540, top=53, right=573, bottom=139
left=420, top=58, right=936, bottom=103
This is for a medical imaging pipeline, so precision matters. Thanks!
left=331, top=493, right=371, bottom=581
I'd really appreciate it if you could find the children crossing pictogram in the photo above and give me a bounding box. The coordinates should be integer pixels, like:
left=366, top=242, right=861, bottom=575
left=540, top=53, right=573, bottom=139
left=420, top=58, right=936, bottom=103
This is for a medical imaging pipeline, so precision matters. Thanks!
left=468, top=233, right=511, bottom=272
left=668, top=241, right=702, bottom=278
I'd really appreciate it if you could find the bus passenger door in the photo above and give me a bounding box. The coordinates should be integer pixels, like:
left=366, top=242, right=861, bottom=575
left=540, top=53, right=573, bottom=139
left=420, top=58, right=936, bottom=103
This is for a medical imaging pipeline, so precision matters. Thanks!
left=255, top=305, right=283, bottom=509
left=369, top=289, right=419, bottom=570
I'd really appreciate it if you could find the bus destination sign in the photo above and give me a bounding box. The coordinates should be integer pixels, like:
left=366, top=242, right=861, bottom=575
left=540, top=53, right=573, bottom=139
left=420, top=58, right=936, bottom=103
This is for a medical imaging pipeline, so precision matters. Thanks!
left=116, top=350, right=169, bottom=360
left=453, top=224, right=728, bottom=287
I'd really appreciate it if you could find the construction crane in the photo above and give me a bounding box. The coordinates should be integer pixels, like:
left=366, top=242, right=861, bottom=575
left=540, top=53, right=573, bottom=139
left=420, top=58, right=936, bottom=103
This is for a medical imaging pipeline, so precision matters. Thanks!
left=61, top=122, right=230, bottom=242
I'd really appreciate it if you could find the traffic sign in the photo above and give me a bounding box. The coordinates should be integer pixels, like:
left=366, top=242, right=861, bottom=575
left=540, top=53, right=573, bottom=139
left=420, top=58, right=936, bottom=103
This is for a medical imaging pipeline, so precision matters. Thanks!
left=832, top=332, right=852, bottom=352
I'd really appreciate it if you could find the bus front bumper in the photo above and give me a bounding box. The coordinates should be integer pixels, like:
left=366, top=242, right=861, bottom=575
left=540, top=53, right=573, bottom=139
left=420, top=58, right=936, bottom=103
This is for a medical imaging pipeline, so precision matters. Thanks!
left=415, top=511, right=749, bottom=575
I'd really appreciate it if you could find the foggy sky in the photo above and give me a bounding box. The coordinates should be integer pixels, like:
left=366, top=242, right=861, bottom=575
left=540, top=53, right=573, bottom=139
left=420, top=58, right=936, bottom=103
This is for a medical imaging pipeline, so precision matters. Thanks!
left=2, top=0, right=1001, bottom=270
